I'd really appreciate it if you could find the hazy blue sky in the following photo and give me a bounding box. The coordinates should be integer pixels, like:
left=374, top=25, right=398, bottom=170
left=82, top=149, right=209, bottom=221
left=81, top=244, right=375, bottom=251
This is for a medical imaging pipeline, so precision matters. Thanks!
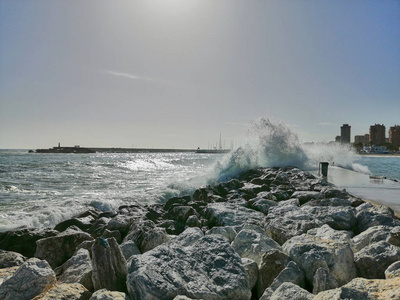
left=1, top=0, right=399, bottom=149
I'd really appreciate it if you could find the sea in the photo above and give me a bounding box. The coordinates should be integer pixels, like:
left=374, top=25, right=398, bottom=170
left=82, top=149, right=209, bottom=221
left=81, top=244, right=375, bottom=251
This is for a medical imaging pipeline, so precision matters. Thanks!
left=1, top=118, right=399, bottom=231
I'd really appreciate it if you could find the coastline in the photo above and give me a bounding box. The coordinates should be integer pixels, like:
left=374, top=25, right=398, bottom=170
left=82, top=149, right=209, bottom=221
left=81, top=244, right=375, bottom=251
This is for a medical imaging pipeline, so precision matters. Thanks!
left=1, top=166, right=400, bottom=299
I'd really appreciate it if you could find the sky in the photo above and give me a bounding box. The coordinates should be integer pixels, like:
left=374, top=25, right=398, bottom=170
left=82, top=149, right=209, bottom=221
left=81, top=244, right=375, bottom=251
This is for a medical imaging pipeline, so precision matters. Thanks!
left=1, top=0, right=399, bottom=149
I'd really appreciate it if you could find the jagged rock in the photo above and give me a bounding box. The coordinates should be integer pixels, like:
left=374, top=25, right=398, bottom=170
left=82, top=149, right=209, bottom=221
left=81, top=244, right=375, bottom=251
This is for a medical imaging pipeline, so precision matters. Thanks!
left=322, top=188, right=349, bottom=199
left=186, top=215, right=201, bottom=227
left=313, top=277, right=400, bottom=300
left=292, top=191, right=322, bottom=205
left=35, top=283, right=91, bottom=300
left=242, top=258, right=258, bottom=290
left=231, top=225, right=281, bottom=266
left=304, top=197, right=352, bottom=207
left=354, top=241, right=400, bottom=279
left=0, top=266, right=18, bottom=285
left=312, top=267, right=339, bottom=294
left=356, top=205, right=400, bottom=232
left=256, top=249, right=291, bottom=297
left=268, top=261, right=306, bottom=292
left=307, top=224, right=353, bottom=244
left=54, top=215, right=96, bottom=232
left=35, top=227, right=94, bottom=269
left=105, top=214, right=133, bottom=239
left=0, top=228, right=59, bottom=257
left=249, top=197, right=278, bottom=215
left=89, top=288, right=129, bottom=300
left=283, top=232, right=356, bottom=287
left=126, top=227, right=251, bottom=300
left=123, top=219, right=169, bottom=253
left=0, top=258, right=56, bottom=300
left=0, top=249, right=26, bottom=268
left=351, top=225, right=392, bottom=252
left=88, top=217, right=111, bottom=238
left=387, top=226, right=400, bottom=247
left=261, top=282, right=314, bottom=300
left=91, top=237, right=127, bottom=293
left=54, top=248, right=93, bottom=291
left=101, top=229, right=122, bottom=244
left=120, top=240, right=141, bottom=261
left=205, top=226, right=237, bottom=243
left=203, top=201, right=265, bottom=228
left=305, top=206, right=357, bottom=231
left=385, top=261, right=400, bottom=279
left=173, top=296, right=195, bottom=300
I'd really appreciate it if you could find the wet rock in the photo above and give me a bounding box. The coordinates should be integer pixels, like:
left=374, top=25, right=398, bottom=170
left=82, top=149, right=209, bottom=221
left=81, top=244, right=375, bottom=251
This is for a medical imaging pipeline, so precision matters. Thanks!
left=35, top=227, right=94, bottom=269
left=206, top=226, right=237, bottom=243
left=35, top=283, right=91, bottom=300
left=88, top=217, right=111, bottom=238
left=0, top=258, right=56, bottom=300
left=231, top=225, right=281, bottom=266
left=91, top=237, right=127, bottom=293
left=256, top=249, right=291, bottom=297
left=351, top=225, right=392, bottom=252
left=0, top=228, right=59, bottom=257
left=105, top=214, right=133, bottom=239
left=54, top=215, right=96, bottom=233
left=261, top=282, right=314, bottom=300
left=89, top=288, right=129, bottom=300
left=387, top=226, right=400, bottom=247
left=283, top=232, right=356, bottom=287
left=126, top=227, right=251, bottom=300
left=354, top=241, right=400, bottom=279
left=0, top=249, right=26, bottom=268
left=385, top=261, right=400, bottom=279
left=54, top=248, right=93, bottom=291
left=123, top=219, right=169, bottom=253
left=313, top=277, right=400, bottom=300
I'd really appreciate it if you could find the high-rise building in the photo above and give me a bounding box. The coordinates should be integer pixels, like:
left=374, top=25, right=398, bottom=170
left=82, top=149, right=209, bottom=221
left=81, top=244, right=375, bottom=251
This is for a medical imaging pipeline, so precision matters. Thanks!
left=369, top=124, right=386, bottom=146
left=340, top=124, right=351, bottom=144
left=354, top=134, right=369, bottom=146
left=389, top=125, right=400, bottom=150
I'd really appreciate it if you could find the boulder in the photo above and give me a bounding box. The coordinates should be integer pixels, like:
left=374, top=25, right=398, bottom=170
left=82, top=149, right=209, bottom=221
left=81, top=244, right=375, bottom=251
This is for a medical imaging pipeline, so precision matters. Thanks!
left=0, top=228, right=59, bottom=257
left=126, top=228, right=251, bottom=300
left=307, top=224, right=353, bottom=244
left=101, top=229, right=122, bottom=244
left=385, top=261, right=400, bottom=279
left=105, top=214, right=133, bottom=238
left=35, top=227, right=94, bottom=269
left=54, top=248, right=93, bottom=291
left=35, top=283, right=91, bottom=300
left=123, top=219, right=169, bottom=253
left=351, top=225, right=392, bottom=252
left=313, top=277, right=400, bottom=300
left=256, top=249, right=291, bottom=297
left=268, top=261, right=306, bottom=293
left=283, top=233, right=356, bottom=287
left=0, top=250, right=26, bottom=268
left=291, top=191, right=322, bottom=205
left=119, top=240, right=141, bottom=261
left=54, top=215, right=96, bottom=233
left=312, top=267, right=339, bottom=294
left=249, top=197, right=278, bottom=215
left=354, top=241, right=400, bottom=279
left=231, top=225, right=281, bottom=266
left=242, top=258, right=258, bottom=290
left=260, top=282, right=314, bottom=300
left=0, top=258, right=56, bottom=300
left=356, top=205, right=400, bottom=232
left=89, top=288, right=129, bottom=300
left=387, top=226, right=400, bottom=247
left=91, top=237, right=127, bottom=293
left=206, top=226, right=237, bottom=243
left=305, top=206, right=357, bottom=231
left=0, top=266, right=18, bottom=285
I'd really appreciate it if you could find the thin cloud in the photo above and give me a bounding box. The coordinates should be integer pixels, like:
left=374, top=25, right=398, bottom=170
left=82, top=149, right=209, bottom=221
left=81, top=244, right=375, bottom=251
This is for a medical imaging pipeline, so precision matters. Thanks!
left=106, top=70, right=154, bottom=82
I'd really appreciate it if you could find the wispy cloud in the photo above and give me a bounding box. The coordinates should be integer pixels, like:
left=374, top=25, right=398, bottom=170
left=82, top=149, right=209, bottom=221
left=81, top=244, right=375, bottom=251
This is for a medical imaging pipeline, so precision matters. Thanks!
left=106, top=71, right=154, bottom=82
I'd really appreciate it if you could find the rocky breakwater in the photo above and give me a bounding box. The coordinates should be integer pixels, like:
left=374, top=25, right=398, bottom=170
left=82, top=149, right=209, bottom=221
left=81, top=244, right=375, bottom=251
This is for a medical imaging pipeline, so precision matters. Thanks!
left=1, top=166, right=400, bottom=300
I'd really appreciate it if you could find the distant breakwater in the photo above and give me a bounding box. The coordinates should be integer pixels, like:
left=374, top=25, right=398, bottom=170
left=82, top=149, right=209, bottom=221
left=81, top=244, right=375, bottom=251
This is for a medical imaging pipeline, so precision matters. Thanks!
left=1, top=166, right=400, bottom=299
left=31, top=147, right=231, bottom=154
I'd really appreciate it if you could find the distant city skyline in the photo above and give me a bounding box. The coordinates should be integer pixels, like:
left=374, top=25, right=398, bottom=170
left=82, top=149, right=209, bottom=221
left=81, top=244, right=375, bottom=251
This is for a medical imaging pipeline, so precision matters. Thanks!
left=1, top=1, right=399, bottom=149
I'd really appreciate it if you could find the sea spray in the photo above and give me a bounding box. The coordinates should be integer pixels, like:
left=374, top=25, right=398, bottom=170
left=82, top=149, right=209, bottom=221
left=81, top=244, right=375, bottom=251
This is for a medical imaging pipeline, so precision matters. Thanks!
left=215, top=117, right=371, bottom=182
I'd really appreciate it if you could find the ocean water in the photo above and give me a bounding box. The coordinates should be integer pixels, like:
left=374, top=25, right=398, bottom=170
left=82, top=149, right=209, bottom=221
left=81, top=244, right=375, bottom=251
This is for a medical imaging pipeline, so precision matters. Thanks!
left=1, top=117, right=399, bottom=230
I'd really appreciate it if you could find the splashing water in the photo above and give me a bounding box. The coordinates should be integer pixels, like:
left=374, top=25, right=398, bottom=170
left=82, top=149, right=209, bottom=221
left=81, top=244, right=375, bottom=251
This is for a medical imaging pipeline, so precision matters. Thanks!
left=216, top=117, right=370, bottom=181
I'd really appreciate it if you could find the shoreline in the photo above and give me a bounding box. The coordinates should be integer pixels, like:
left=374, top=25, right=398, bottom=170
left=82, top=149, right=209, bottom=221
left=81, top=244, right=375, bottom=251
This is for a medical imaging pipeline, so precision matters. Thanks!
left=1, top=166, right=400, bottom=299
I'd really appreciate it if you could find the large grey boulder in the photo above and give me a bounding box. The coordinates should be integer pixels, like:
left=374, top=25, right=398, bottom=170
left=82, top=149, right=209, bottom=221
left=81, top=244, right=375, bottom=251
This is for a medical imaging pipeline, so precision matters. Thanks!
left=35, top=283, right=91, bottom=300
left=126, top=227, right=251, bottom=300
left=0, top=258, right=56, bottom=300
left=351, top=225, right=392, bottom=252
left=0, top=266, right=19, bottom=286
left=256, top=249, right=291, bottom=297
left=387, top=226, right=400, bottom=247
left=260, top=282, right=314, bottom=300
left=206, top=226, right=237, bottom=243
left=89, top=288, right=129, bottom=300
left=354, top=241, right=400, bottom=279
left=313, top=277, right=400, bottom=300
left=312, top=267, right=339, bottom=294
left=0, top=250, right=26, bottom=268
left=356, top=205, right=400, bottom=232
left=231, top=225, right=281, bottom=266
left=55, top=248, right=93, bottom=291
left=307, top=224, right=353, bottom=244
left=242, top=258, right=258, bottom=290
left=119, top=240, right=141, bottom=261
left=249, top=197, right=278, bottom=215
left=268, top=261, right=306, bottom=293
left=35, top=227, right=94, bottom=269
left=91, top=237, right=127, bottom=293
left=123, top=219, right=169, bottom=253
left=283, top=232, right=356, bottom=288
left=305, top=206, right=357, bottom=231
